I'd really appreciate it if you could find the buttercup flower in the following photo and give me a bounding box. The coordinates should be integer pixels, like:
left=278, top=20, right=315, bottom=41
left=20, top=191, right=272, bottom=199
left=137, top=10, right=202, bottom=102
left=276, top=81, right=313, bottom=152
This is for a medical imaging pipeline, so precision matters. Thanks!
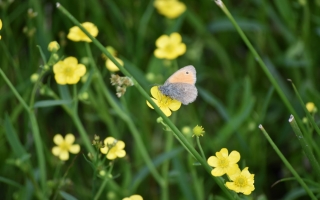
left=207, top=148, right=240, bottom=176
left=226, top=167, right=255, bottom=195
left=67, top=22, right=98, bottom=42
left=306, top=102, right=317, bottom=113
left=192, top=125, right=205, bottom=137
left=123, top=194, right=143, bottom=200
left=154, top=32, right=186, bottom=60
left=53, top=57, right=86, bottom=85
left=146, top=86, right=181, bottom=116
left=48, top=41, right=60, bottom=52
left=100, top=137, right=126, bottom=160
left=52, top=133, right=80, bottom=161
left=154, top=0, right=186, bottom=19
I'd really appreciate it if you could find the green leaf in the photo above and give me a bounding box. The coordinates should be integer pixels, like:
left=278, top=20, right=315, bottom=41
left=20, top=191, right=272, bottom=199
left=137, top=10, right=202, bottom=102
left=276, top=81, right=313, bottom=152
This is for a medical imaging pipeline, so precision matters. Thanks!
left=59, top=191, right=78, bottom=200
left=33, top=100, right=72, bottom=108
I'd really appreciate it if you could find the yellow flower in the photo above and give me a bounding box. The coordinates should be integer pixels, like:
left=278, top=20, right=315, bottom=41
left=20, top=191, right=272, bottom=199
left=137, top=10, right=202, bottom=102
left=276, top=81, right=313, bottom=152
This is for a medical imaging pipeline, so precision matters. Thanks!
left=123, top=195, right=143, bottom=200
left=146, top=86, right=181, bottom=116
left=106, top=57, right=124, bottom=72
left=154, top=32, right=186, bottom=60
left=154, top=0, right=186, bottom=19
left=52, top=133, right=81, bottom=161
left=192, top=125, right=205, bottom=137
left=207, top=148, right=240, bottom=176
left=225, top=167, right=255, bottom=195
left=306, top=102, right=317, bottom=113
left=0, top=19, right=2, bottom=40
left=100, top=137, right=126, bottom=160
left=53, top=57, right=86, bottom=85
left=30, top=73, right=39, bottom=83
left=48, top=41, right=60, bottom=52
left=67, top=22, right=98, bottom=42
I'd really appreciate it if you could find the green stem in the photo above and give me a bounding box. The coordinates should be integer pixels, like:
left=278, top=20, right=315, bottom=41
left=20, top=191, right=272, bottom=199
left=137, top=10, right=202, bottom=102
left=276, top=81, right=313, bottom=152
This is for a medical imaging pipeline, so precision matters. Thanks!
left=196, top=137, right=206, bottom=160
left=94, top=162, right=114, bottom=200
left=288, top=115, right=320, bottom=180
left=0, top=68, right=47, bottom=198
left=259, top=124, right=317, bottom=199
left=57, top=4, right=234, bottom=198
left=214, top=1, right=308, bottom=136
left=161, top=132, right=174, bottom=200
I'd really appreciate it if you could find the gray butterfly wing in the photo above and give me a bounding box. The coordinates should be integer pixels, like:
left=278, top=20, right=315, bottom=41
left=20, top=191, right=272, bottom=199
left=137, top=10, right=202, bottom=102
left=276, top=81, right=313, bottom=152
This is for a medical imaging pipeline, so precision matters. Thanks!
left=159, top=83, right=198, bottom=105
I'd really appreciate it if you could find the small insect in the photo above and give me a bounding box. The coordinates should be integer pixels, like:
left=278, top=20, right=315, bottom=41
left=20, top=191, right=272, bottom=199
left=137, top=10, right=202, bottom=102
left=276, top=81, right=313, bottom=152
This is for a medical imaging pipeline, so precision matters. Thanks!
left=159, top=65, right=197, bottom=105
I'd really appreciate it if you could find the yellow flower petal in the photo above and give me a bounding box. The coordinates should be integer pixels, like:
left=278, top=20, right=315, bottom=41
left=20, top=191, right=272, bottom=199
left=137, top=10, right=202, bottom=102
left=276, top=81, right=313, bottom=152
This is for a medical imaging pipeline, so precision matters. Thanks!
left=65, top=133, right=75, bottom=144
left=106, top=57, right=123, bottom=72
left=207, top=156, right=218, bottom=167
left=170, top=32, right=182, bottom=43
left=217, top=148, right=228, bottom=158
left=156, top=35, right=169, bottom=48
left=52, top=146, right=61, bottom=156
left=59, top=150, right=69, bottom=161
left=100, top=146, right=109, bottom=154
left=211, top=167, right=225, bottom=177
left=168, top=99, right=182, bottom=111
left=67, top=22, right=98, bottom=42
left=116, top=141, right=125, bottom=149
left=53, top=134, right=64, bottom=145
left=0, top=19, right=2, bottom=30
left=150, top=86, right=161, bottom=99
left=130, top=195, right=143, bottom=200
left=69, top=144, right=80, bottom=154
left=116, top=150, right=126, bottom=158
left=160, top=106, right=172, bottom=116
left=229, top=151, right=240, bottom=164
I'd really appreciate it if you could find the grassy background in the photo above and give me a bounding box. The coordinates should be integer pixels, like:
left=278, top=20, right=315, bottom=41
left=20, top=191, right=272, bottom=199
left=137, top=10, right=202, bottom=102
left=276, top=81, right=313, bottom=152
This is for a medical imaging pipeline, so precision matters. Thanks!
left=1, top=0, right=320, bottom=199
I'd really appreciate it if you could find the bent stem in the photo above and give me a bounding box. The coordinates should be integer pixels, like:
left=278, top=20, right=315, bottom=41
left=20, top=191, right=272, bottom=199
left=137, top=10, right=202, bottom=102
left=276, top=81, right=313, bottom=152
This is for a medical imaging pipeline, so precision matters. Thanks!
left=57, top=4, right=234, bottom=198
left=259, top=124, right=317, bottom=199
left=196, top=137, right=206, bottom=160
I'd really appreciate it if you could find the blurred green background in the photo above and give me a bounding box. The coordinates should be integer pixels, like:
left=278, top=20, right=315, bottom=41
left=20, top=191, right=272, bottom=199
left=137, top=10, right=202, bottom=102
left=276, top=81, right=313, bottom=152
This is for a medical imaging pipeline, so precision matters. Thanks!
left=1, top=0, right=320, bottom=199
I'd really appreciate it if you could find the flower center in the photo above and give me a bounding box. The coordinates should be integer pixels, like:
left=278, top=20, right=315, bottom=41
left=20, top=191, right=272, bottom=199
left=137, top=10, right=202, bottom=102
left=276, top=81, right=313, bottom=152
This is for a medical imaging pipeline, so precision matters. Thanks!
left=158, top=94, right=173, bottom=107
left=59, top=141, right=70, bottom=151
left=218, top=157, right=229, bottom=168
left=63, top=66, right=74, bottom=76
left=164, top=44, right=175, bottom=54
left=234, top=175, right=247, bottom=187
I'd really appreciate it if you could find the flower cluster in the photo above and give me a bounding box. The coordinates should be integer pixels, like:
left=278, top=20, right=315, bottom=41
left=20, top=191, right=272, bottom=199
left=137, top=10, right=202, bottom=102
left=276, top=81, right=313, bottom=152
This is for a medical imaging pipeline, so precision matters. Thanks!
left=207, top=148, right=255, bottom=195
left=100, top=137, right=126, bottom=160
left=146, top=86, right=181, bottom=116
left=110, top=74, right=134, bottom=97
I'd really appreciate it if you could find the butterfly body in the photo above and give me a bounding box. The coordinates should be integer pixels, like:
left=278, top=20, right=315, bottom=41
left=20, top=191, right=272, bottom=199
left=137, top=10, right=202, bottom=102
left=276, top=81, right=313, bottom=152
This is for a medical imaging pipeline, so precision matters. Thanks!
left=159, top=65, right=197, bottom=105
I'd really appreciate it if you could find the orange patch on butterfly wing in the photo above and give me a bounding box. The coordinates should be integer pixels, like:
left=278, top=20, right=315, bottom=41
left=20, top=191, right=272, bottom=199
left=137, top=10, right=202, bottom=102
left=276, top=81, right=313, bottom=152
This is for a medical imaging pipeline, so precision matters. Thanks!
left=166, top=68, right=196, bottom=84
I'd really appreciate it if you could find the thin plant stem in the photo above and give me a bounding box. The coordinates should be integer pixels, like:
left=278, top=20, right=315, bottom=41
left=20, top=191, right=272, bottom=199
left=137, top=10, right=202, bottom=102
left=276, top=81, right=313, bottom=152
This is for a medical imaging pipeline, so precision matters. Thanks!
left=57, top=4, right=234, bottom=198
left=161, top=131, right=174, bottom=200
left=214, top=1, right=308, bottom=136
left=93, top=162, right=114, bottom=200
left=288, top=115, right=320, bottom=180
left=196, top=137, right=206, bottom=160
left=259, top=124, right=317, bottom=199
left=0, top=68, right=47, bottom=198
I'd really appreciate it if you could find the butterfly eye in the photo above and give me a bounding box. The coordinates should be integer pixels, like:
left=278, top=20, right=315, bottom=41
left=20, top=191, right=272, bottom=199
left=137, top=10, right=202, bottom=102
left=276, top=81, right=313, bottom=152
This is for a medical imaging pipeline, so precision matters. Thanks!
left=186, top=71, right=189, bottom=74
